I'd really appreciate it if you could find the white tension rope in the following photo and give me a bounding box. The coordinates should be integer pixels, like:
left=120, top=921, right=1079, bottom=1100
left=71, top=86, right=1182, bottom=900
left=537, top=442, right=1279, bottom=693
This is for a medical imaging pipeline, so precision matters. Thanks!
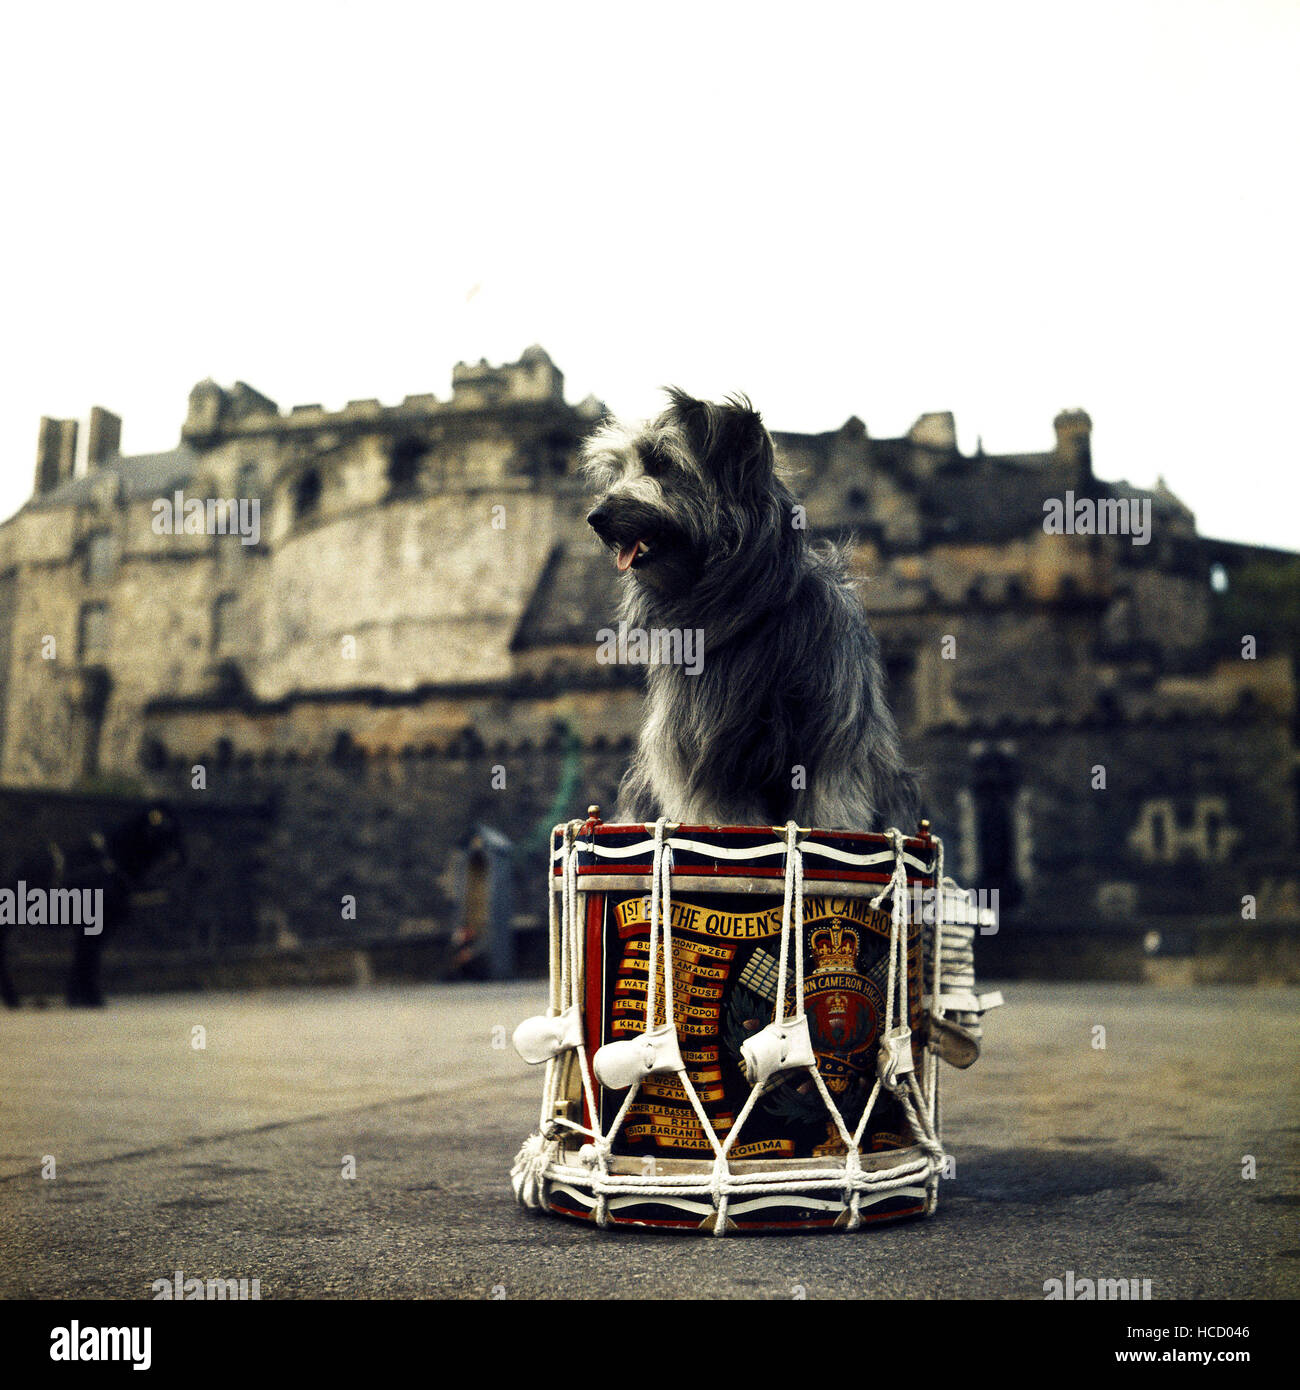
left=511, top=818, right=1000, bottom=1234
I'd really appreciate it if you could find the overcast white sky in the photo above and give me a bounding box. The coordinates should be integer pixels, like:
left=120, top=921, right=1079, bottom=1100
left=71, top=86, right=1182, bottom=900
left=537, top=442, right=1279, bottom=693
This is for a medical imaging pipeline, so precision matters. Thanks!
left=2, top=0, right=1297, bottom=548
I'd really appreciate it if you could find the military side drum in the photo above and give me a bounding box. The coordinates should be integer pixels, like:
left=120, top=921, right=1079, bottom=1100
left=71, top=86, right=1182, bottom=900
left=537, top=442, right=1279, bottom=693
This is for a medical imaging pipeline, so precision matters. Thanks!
left=512, top=813, right=953, bottom=1233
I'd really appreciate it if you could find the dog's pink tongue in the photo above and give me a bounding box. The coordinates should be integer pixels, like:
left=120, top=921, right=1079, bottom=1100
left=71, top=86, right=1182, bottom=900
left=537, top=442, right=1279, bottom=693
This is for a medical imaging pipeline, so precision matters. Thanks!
left=616, top=541, right=641, bottom=572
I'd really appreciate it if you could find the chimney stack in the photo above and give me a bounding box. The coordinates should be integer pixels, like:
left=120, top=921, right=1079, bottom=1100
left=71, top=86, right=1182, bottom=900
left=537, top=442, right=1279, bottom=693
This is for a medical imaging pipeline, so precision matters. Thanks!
left=34, top=417, right=79, bottom=496
left=86, top=407, right=121, bottom=469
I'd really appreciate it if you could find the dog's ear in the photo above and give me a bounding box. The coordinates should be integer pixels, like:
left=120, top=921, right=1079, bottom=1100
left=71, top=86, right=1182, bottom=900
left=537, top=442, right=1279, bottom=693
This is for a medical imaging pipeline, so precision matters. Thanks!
left=663, top=387, right=712, bottom=456
left=664, top=387, right=774, bottom=492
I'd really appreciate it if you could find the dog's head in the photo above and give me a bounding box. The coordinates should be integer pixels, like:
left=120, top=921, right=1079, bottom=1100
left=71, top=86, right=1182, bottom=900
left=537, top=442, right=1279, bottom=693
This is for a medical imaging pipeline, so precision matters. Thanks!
left=583, top=388, right=782, bottom=597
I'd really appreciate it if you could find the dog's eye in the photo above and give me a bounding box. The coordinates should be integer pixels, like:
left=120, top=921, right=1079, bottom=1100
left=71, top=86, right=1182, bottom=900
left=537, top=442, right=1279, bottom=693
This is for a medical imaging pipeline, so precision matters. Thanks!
left=642, top=449, right=668, bottom=478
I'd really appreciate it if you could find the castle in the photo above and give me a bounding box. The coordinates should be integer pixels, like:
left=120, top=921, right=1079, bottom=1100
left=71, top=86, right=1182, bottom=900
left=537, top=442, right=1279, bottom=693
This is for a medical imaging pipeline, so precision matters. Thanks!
left=1, top=347, right=1296, bottom=977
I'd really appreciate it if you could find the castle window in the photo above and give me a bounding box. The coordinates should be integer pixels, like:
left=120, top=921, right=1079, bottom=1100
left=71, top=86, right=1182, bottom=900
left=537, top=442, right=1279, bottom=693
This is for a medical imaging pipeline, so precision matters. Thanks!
left=846, top=487, right=867, bottom=510
left=883, top=651, right=915, bottom=731
left=212, top=593, right=237, bottom=654
left=1209, top=563, right=1229, bottom=594
left=85, top=532, right=115, bottom=585
left=537, top=429, right=572, bottom=476
left=78, top=602, right=109, bottom=663
left=237, top=463, right=259, bottom=499
left=140, top=736, right=168, bottom=771
left=294, top=469, right=322, bottom=521
left=388, top=437, right=426, bottom=497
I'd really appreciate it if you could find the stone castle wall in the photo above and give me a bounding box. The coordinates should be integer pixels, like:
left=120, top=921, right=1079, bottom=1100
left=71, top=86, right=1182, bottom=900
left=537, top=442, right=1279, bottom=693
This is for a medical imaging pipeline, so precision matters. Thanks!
left=1, top=351, right=1296, bottom=978
left=0, top=349, right=601, bottom=789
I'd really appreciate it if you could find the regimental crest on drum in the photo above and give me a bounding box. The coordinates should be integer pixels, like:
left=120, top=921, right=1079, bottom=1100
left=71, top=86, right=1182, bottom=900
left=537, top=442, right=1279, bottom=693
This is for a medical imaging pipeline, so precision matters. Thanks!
left=598, top=891, right=921, bottom=1162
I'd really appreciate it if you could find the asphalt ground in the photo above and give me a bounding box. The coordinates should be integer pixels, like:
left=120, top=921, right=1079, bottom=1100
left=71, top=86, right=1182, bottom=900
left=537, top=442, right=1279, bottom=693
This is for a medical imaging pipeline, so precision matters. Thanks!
left=0, top=981, right=1296, bottom=1300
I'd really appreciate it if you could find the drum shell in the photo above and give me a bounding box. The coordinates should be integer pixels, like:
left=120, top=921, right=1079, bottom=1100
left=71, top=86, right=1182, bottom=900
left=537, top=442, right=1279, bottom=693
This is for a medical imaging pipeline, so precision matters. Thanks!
left=547, top=823, right=938, bottom=1231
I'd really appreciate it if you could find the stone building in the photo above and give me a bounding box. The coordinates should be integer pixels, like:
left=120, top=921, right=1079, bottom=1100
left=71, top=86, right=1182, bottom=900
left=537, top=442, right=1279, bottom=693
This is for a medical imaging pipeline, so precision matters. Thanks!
left=1, top=348, right=1296, bottom=979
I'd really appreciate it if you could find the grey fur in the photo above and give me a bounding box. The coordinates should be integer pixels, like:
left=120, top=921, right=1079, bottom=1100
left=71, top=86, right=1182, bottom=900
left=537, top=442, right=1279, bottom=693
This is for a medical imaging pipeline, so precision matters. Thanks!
left=584, top=388, right=920, bottom=833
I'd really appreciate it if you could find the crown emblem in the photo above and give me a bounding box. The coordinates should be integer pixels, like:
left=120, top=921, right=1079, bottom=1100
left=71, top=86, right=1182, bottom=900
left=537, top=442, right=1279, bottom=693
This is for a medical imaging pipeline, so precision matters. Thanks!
left=810, top=919, right=858, bottom=972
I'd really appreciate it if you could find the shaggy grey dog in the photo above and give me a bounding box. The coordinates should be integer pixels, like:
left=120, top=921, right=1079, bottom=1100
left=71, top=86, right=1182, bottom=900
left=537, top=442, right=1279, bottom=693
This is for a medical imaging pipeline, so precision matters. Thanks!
left=584, top=388, right=920, bottom=832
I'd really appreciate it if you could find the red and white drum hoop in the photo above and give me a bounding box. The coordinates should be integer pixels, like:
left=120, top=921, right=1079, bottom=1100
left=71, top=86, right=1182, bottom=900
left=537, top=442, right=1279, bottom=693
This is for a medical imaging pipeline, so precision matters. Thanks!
left=512, top=812, right=994, bottom=1234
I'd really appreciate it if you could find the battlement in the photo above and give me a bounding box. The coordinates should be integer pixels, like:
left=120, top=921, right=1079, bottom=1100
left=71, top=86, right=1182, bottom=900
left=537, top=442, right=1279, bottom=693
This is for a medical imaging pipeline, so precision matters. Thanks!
left=183, top=378, right=283, bottom=441
left=450, top=345, right=565, bottom=410
left=179, top=346, right=571, bottom=444
left=1054, top=408, right=1094, bottom=474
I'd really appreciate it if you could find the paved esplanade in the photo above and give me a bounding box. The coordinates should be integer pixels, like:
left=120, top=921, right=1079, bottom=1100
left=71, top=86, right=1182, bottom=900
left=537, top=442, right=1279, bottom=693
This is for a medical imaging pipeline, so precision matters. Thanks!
left=0, top=983, right=1295, bottom=1299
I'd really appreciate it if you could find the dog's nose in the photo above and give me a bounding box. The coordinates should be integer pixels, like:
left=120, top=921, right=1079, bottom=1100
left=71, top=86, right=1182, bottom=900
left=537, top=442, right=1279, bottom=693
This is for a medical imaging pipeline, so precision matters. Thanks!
left=586, top=503, right=612, bottom=538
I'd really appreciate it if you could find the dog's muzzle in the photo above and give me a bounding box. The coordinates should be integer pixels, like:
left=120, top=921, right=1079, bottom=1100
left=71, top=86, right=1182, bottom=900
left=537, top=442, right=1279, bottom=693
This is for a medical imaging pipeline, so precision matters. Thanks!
left=585, top=502, right=615, bottom=543
left=587, top=501, right=652, bottom=572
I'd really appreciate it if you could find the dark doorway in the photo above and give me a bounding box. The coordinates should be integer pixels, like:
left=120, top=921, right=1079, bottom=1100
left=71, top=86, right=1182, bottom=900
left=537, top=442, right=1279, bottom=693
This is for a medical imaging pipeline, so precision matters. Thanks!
left=970, top=747, right=1022, bottom=914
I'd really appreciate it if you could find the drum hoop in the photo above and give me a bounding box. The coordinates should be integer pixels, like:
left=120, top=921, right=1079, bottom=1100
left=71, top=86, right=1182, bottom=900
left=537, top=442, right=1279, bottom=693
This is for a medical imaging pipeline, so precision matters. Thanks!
left=550, top=830, right=934, bottom=868
left=551, top=874, right=931, bottom=897
left=589, top=821, right=933, bottom=846
left=583, top=1146, right=931, bottom=1177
